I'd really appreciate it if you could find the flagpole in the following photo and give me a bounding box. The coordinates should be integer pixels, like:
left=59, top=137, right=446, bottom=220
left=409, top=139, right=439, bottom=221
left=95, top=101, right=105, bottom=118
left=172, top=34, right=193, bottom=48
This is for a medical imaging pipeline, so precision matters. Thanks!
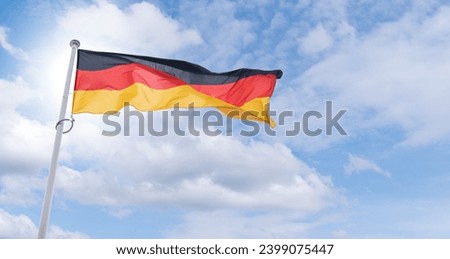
left=38, top=39, right=80, bottom=239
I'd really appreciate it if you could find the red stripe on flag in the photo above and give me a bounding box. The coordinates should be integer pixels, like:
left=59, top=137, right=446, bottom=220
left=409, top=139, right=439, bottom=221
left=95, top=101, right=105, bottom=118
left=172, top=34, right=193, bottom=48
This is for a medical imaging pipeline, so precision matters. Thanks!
left=75, top=63, right=277, bottom=107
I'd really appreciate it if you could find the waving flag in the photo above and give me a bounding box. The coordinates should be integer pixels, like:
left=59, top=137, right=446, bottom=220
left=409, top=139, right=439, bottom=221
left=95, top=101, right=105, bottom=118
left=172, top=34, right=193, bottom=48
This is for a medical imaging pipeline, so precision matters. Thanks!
left=72, top=49, right=282, bottom=126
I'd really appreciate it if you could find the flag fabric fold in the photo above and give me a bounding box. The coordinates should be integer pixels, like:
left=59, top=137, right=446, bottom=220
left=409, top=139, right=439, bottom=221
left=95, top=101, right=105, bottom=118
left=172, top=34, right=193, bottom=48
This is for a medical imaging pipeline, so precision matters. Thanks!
left=72, top=49, right=282, bottom=126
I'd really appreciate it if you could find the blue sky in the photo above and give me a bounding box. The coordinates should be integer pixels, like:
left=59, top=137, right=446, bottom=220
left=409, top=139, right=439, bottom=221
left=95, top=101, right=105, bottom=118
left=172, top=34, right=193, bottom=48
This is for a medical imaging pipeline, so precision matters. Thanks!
left=1, top=0, right=450, bottom=238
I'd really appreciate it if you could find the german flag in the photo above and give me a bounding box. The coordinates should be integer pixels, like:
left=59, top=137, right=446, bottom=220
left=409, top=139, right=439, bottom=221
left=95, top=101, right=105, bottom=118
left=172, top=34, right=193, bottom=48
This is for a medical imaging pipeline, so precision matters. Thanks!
left=72, top=49, right=282, bottom=126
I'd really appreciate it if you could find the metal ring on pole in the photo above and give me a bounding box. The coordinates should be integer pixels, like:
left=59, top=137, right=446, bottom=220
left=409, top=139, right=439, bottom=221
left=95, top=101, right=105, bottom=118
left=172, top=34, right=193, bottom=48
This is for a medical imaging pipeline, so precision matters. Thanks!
left=55, top=115, right=75, bottom=134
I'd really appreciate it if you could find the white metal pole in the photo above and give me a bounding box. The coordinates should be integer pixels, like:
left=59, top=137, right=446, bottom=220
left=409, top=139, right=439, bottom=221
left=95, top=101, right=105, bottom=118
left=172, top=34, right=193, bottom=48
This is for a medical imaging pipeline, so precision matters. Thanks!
left=38, top=39, right=80, bottom=239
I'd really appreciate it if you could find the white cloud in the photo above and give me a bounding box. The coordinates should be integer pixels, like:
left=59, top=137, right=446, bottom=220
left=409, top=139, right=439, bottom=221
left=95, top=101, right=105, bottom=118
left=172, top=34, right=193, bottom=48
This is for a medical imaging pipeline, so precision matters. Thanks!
left=24, top=0, right=204, bottom=121
left=0, top=77, right=32, bottom=109
left=47, top=225, right=89, bottom=239
left=309, top=0, right=348, bottom=21
left=56, top=0, right=202, bottom=56
left=47, top=128, right=344, bottom=237
left=178, top=0, right=256, bottom=70
left=0, top=78, right=53, bottom=177
left=0, top=26, right=28, bottom=60
left=106, top=208, right=133, bottom=219
left=0, top=209, right=36, bottom=238
left=300, top=23, right=333, bottom=54
left=56, top=134, right=341, bottom=213
left=288, top=4, right=450, bottom=147
left=296, top=0, right=355, bottom=55
left=0, top=209, right=87, bottom=238
left=344, top=154, right=391, bottom=178
left=0, top=176, right=43, bottom=206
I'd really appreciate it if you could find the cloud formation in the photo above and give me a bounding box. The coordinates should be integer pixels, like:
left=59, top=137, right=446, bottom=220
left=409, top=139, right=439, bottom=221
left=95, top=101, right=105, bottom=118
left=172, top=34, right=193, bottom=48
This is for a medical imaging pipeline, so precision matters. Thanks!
left=0, top=209, right=87, bottom=238
left=56, top=133, right=340, bottom=213
left=300, top=23, right=333, bottom=54
left=0, top=26, right=28, bottom=60
left=57, top=1, right=202, bottom=55
left=297, top=4, right=450, bottom=147
left=344, top=154, right=391, bottom=178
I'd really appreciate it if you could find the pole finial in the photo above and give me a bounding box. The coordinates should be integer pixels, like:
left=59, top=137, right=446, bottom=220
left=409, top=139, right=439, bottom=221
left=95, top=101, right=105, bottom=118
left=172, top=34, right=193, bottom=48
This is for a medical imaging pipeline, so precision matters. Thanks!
left=70, top=39, right=80, bottom=48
